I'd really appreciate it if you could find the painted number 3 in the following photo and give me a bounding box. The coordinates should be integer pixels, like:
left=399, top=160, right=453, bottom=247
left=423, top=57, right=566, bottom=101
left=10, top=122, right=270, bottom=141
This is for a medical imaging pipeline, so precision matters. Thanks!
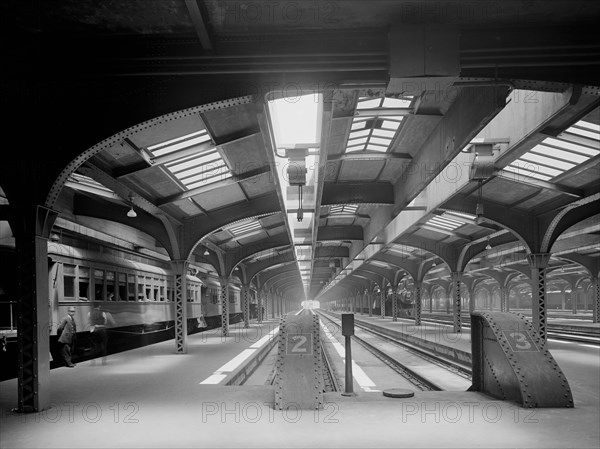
left=509, top=332, right=532, bottom=350
left=291, top=335, right=308, bottom=353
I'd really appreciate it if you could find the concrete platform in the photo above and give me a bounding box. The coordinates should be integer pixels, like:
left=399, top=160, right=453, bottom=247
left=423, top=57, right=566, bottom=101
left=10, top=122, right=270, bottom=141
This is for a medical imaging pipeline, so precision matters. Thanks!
left=1, top=315, right=598, bottom=449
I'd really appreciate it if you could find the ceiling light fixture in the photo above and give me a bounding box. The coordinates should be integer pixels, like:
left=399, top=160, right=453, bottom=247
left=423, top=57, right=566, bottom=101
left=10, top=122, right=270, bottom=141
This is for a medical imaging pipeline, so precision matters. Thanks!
left=126, top=195, right=137, bottom=218
left=485, top=237, right=492, bottom=250
left=204, top=249, right=210, bottom=256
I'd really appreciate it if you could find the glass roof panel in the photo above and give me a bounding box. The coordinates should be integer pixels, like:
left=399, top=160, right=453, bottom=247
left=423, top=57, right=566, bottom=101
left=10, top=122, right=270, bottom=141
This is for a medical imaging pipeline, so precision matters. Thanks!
left=519, top=153, right=574, bottom=173
left=381, top=120, right=402, bottom=130
left=382, top=97, right=413, bottom=108
left=344, top=97, right=412, bottom=153
left=543, top=137, right=599, bottom=156
left=504, top=164, right=553, bottom=181
left=357, top=98, right=383, bottom=109
left=577, top=120, right=600, bottom=132
left=167, top=151, right=222, bottom=173
left=530, top=145, right=588, bottom=164
left=425, top=215, right=463, bottom=231
left=346, top=144, right=366, bottom=152
left=566, top=127, right=599, bottom=140
left=349, top=129, right=371, bottom=139
left=148, top=130, right=211, bottom=157
left=506, top=116, right=599, bottom=182
left=371, top=129, right=397, bottom=139
left=370, top=137, right=392, bottom=146
left=186, top=173, right=233, bottom=190
left=365, top=143, right=388, bottom=152
left=348, top=136, right=369, bottom=145
left=227, top=219, right=262, bottom=236
left=351, top=120, right=368, bottom=130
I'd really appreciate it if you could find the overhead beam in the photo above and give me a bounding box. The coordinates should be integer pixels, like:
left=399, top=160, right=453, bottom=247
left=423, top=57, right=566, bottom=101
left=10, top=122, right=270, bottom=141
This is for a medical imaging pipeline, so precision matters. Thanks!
left=393, top=86, right=509, bottom=212
left=157, top=165, right=271, bottom=206
left=317, top=225, right=363, bottom=241
left=327, top=152, right=411, bottom=162
left=184, top=0, right=213, bottom=50
left=495, top=169, right=584, bottom=198
left=322, top=182, right=394, bottom=205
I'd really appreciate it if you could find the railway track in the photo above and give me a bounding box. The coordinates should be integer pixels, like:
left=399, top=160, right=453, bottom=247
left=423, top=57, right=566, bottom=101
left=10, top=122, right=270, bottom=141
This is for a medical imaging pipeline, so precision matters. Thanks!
left=420, top=314, right=600, bottom=345
left=316, top=310, right=472, bottom=392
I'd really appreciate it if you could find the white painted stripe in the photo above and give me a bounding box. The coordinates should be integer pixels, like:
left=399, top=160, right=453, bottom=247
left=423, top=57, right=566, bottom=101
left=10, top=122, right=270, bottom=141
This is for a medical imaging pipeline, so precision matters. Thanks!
left=199, top=374, right=228, bottom=385
left=217, top=349, right=256, bottom=372
left=200, top=327, right=280, bottom=384
left=250, top=327, right=279, bottom=348
left=320, top=321, right=379, bottom=392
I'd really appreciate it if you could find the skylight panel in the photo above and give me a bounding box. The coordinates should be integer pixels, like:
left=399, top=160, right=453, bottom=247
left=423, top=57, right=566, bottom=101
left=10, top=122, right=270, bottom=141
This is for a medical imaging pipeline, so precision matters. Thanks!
left=365, top=143, right=388, bottom=152
left=532, top=145, right=588, bottom=164
left=357, top=98, right=383, bottom=109
left=148, top=130, right=211, bottom=157
left=227, top=219, right=262, bottom=237
left=344, top=98, right=412, bottom=153
left=372, top=129, right=397, bottom=139
left=348, top=136, right=369, bottom=145
left=167, top=151, right=222, bottom=174
left=543, top=138, right=598, bottom=156
left=566, top=126, right=598, bottom=140
left=577, top=120, right=600, bottom=132
left=351, top=129, right=371, bottom=139
left=504, top=164, right=552, bottom=181
left=424, top=215, right=464, bottom=231
left=351, top=120, right=368, bottom=131
left=506, top=117, right=600, bottom=182
left=370, top=137, right=392, bottom=146
left=382, top=97, right=413, bottom=108
left=346, top=144, right=366, bottom=152
left=66, top=173, right=117, bottom=197
left=519, top=153, right=574, bottom=173
left=329, top=204, right=358, bottom=215
left=381, top=120, right=402, bottom=130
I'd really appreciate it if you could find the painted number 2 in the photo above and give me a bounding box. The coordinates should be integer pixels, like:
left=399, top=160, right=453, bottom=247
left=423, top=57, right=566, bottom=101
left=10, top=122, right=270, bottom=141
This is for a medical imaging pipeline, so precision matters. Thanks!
left=287, top=333, right=312, bottom=355
left=291, top=335, right=308, bottom=353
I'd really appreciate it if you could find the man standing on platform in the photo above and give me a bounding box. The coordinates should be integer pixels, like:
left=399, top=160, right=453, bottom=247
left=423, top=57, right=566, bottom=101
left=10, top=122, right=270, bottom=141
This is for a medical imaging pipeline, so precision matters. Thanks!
left=57, top=307, right=77, bottom=367
left=88, top=304, right=111, bottom=365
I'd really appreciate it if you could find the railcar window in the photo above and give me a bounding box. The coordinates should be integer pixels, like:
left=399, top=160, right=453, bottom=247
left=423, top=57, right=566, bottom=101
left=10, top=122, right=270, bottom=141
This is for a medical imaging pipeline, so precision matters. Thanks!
left=117, top=273, right=127, bottom=301
left=106, top=271, right=115, bottom=300
left=210, top=288, right=219, bottom=304
left=158, top=282, right=165, bottom=302
left=78, top=266, right=89, bottom=301
left=137, top=276, right=145, bottom=301
left=63, top=264, right=75, bottom=300
left=94, top=269, right=105, bottom=301
left=127, top=274, right=136, bottom=301
left=166, top=278, right=173, bottom=301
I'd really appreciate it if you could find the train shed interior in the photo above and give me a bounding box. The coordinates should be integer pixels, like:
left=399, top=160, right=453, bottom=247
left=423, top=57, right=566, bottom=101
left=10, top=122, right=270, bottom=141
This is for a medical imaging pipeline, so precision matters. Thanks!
left=1, top=1, right=599, bottom=448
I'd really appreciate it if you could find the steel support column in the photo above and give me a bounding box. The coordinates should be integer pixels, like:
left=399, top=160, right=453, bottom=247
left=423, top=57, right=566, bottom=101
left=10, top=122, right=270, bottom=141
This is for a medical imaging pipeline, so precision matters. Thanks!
left=242, top=284, right=250, bottom=328
left=414, top=282, right=422, bottom=326
left=468, top=287, right=476, bottom=313
left=593, top=276, right=599, bottom=324
left=14, top=205, right=57, bottom=412
left=380, top=291, right=385, bottom=319
left=257, top=290, right=263, bottom=324
left=172, top=260, right=189, bottom=353
left=451, top=272, right=462, bottom=333
left=220, top=276, right=229, bottom=337
left=392, top=290, right=398, bottom=322
left=368, top=292, right=373, bottom=317
left=528, top=253, right=551, bottom=343
left=500, top=286, right=509, bottom=313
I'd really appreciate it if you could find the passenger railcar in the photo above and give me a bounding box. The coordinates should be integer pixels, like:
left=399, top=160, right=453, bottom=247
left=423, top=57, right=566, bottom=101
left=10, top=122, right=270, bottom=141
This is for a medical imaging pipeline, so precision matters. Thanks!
left=0, top=238, right=248, bottom=380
